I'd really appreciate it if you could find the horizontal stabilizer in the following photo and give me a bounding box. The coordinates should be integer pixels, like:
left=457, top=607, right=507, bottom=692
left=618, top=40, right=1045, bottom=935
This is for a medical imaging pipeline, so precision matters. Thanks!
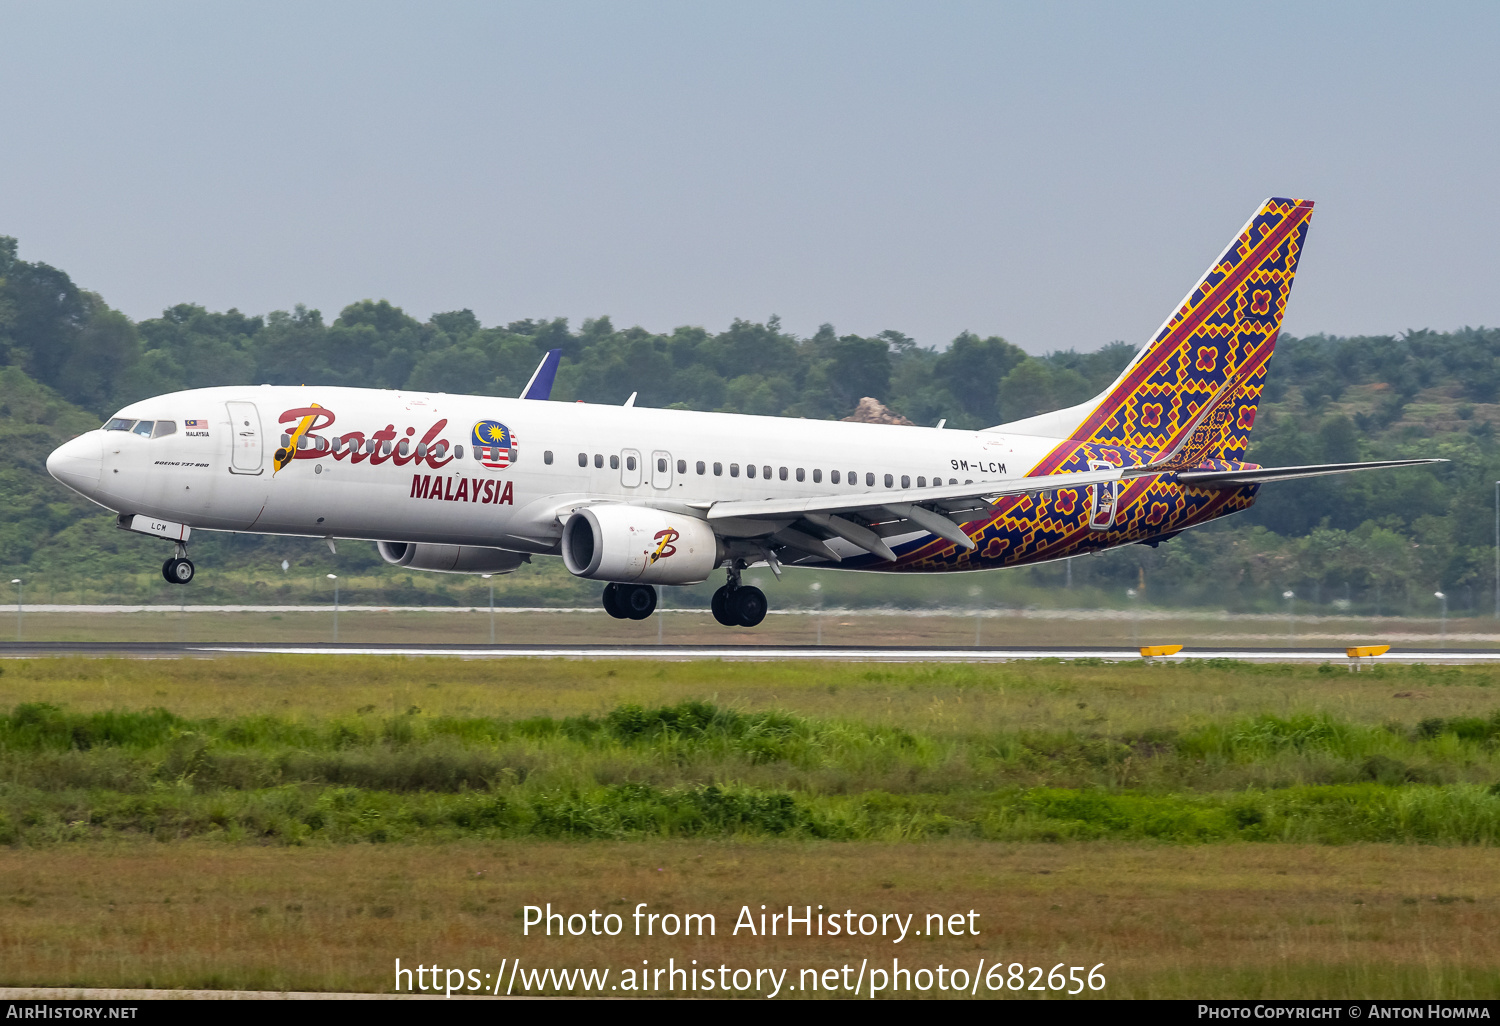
left=1174, top=458, right=1446, bottom=487
left=520, top=349, right=563, bottom=400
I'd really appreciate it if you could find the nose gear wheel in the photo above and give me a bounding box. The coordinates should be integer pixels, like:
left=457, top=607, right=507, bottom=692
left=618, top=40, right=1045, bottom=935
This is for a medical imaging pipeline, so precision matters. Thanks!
left=162, top=557, right=195, bottom=585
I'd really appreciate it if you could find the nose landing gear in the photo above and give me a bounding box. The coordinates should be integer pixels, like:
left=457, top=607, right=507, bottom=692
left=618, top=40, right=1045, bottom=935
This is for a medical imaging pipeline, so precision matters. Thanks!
left=161, top=543, right=194, bottom=585
left=711, top=562, right=767, bottom=628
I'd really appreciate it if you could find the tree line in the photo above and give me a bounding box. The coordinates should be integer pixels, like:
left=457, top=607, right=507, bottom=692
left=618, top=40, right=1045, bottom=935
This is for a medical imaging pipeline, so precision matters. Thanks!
left=4, top=233, right=1500, bottom=612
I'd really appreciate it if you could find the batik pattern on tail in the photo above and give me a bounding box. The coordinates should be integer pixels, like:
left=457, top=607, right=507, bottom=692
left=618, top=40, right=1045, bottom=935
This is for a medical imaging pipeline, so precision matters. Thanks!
left=888, top=197, right=1314, bottom=573
left=1059, top=196, right=1313, bottom=465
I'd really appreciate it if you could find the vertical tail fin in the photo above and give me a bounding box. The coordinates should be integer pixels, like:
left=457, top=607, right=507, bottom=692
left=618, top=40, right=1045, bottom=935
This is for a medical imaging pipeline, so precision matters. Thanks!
left=1024, top=197, right=1314, bottom=473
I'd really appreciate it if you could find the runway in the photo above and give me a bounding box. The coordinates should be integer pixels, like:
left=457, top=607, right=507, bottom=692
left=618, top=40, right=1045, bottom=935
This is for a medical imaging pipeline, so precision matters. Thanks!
left=3, top=641, right=1500, bottom=663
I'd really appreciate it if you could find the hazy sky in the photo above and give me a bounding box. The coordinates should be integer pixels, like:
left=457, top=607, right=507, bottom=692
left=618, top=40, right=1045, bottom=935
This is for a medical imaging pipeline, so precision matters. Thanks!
left=1, top=2, right=1496, bottom=353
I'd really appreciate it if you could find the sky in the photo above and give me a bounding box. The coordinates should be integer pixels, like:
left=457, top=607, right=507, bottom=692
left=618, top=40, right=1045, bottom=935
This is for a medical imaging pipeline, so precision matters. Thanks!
left=1, top=2, right=1497, bottom=354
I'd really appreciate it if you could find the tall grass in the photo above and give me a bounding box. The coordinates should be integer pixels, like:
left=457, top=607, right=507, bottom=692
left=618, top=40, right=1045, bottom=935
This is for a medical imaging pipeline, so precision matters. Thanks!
left=3, top=699, right=1500, bottom=846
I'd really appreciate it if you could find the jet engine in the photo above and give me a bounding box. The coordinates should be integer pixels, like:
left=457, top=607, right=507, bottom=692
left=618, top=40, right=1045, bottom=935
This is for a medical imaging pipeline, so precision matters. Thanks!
left=377, top=541, right=528, bottom=574
left=561, top=505, right=722, bottom=584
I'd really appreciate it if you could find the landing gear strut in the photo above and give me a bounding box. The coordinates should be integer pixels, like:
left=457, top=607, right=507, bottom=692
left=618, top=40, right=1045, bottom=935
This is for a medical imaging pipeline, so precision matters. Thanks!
left=711, top=562, right=767, bottom=628
left=161, top=542, right=194, bottom=585
left=602, top=582, right=657, bottom=620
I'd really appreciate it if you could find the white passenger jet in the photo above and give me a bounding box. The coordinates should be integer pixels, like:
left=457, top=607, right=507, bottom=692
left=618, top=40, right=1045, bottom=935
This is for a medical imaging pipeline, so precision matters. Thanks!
left=47, top=198, right=1439, bottom=627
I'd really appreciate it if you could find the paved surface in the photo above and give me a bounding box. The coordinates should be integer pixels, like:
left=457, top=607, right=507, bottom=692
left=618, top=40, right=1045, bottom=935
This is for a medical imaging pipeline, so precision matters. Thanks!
left=0, top=640, right=1496, bottom=663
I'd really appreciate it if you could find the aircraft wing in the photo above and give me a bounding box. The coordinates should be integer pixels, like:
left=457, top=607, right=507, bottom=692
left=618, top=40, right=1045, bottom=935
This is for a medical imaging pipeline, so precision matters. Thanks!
left=701, top=457, right=1445, bottom=563
left=703, top=466, right=1124, bottom=562
left=520, top=349, right=563, bottom=400
left=1174, top=458, right=1446, bottom=486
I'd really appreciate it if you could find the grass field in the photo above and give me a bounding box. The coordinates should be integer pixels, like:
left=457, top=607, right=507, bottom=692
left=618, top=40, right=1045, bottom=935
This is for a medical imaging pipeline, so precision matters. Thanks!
left=1, top=655, right=1498, bottom=996
left=2, top=606, right=1493, bottom=649
left=2, top=841, right=1497, bottom=998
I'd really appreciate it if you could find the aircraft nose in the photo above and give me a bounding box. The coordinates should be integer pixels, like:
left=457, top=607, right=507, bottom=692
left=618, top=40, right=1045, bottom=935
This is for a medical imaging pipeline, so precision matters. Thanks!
left=47, top=432, right=103, bottom=495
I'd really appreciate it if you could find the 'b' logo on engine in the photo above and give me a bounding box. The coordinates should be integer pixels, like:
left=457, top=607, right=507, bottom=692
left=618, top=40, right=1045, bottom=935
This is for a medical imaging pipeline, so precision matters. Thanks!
left=649, top=528, right=680, bottom=563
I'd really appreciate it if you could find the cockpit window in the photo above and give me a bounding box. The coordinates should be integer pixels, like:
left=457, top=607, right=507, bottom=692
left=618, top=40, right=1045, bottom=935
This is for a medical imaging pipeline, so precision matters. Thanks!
left=131, top=421, right=155, bottom=437
left=152, top=420, right=176, bottom=438
left=105, top=418, right=135, bottom=431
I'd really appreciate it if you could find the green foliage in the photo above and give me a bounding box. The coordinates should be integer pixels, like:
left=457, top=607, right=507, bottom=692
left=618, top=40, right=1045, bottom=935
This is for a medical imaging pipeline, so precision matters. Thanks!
left=5, top=699, right=1500, bottom=845
left=7, top=231, right=1500, bottom=610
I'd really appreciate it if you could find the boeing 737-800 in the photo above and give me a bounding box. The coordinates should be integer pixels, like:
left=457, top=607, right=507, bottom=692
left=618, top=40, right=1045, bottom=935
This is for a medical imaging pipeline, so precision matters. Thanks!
left=45, top=198, right=1440, bottom=627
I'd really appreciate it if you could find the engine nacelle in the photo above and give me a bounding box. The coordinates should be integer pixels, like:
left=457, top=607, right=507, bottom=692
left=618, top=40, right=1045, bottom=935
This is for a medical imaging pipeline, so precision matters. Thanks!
left=561, top=505, right=721, bottom=584
left=377, top=541, right=527, bottom=575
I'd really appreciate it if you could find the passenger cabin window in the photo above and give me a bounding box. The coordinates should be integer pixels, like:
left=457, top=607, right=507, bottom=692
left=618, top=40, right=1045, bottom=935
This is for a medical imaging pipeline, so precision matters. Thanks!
left=677, top=459, right=686, bottom=474
left=763, top=465, right=772, bottom=479
left=849, top=470, right=858, bottom=486
left=105, top=418, right=135, bottom=431
left=900, top=475, right=910, bottom=488
left=830, top=470, right=840, bottom=484
left=730, top=463, right=740, bottom=477
left=544, top=450, right=554, bottom=465
left=696, top=461, right=706, bottom=475
left=795, top=468, right=804, bottom=482
left=813, top=469, right=822, bottom=483
left=610, top=455, right=619, bottom=469
left=152, top=421, right=176, bottom=438
left=917, top=476, right=926, bottom=487
left=779, top=467, right=788, bottom=481
left=747, top=464, right=756, bottom=479
left=884, top=474, right=894, bottom=487
left=594, top=454, right=604, bottom=468
left=578, top=452, right=587, bottom=467
left=453, top=445, right=464, bottom=459
left=132, top=421, right=155, bottom=437
left=713, top=462, right=723, bottom=476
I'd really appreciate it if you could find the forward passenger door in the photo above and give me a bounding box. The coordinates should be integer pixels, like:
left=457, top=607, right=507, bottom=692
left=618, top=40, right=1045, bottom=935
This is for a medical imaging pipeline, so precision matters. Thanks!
left=226, top=402, right=263, bottom=475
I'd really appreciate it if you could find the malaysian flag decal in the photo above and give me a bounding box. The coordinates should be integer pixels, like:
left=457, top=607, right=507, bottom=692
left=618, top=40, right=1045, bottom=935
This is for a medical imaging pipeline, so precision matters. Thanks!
left=472, top=420, right=517, bottom=470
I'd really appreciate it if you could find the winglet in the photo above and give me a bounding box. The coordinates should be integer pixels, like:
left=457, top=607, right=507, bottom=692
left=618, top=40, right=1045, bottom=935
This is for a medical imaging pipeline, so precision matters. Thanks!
left=520, top=349, right=562, bottom=400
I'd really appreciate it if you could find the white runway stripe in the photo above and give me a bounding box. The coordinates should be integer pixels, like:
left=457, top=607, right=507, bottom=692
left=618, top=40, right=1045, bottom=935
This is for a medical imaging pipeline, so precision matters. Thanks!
left=188, top=645, right=1500, bottom=663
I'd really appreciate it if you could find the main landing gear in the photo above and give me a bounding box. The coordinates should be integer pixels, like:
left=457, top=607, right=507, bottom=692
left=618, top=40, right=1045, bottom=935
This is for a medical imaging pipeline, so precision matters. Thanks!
left=711, top=563, right=766, bottom=628
left=603, top=582, right=657, bottom=620
left=161, top=543, right=194, bottom=585
left=600, top=564, right=770, bottom=628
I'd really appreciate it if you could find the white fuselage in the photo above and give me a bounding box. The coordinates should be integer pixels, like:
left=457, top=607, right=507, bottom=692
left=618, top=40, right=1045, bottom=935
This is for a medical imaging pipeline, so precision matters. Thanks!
left=48, top=385, right=1060, bottom=565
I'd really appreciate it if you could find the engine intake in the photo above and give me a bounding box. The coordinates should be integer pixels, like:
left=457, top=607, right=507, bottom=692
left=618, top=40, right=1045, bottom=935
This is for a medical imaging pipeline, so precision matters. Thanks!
left=377, top=541, right=527, bottom=575
left=561, top=505, right=721, bottom=584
